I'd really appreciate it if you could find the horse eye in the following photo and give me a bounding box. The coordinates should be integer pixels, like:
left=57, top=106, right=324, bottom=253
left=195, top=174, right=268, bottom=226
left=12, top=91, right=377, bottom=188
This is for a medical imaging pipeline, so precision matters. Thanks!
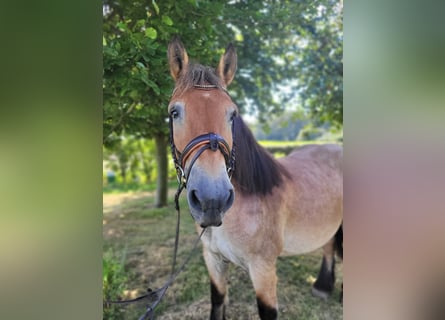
left=170, top=109, right=179, bottom=119
left=230, top=110, right=237, bottom=122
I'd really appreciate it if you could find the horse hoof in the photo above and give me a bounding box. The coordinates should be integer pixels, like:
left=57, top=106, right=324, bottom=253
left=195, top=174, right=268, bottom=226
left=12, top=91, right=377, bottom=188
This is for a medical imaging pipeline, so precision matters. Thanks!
left=311, top=287, right=330, bottom=300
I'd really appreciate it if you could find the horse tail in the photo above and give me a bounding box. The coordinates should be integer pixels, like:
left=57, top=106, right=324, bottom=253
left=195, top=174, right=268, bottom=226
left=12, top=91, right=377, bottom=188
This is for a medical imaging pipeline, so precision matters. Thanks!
left=334, top=223, right=343, bottom=260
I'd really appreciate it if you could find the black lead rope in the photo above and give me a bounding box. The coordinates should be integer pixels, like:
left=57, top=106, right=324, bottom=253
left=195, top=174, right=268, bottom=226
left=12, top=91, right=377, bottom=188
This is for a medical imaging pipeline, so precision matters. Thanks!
left=104, top=183, right=205, bottom=320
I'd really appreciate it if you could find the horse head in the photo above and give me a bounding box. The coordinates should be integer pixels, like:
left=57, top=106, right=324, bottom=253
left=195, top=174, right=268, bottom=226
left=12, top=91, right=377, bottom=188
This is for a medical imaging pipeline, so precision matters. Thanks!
left=167, top=38, right=237, bottom=227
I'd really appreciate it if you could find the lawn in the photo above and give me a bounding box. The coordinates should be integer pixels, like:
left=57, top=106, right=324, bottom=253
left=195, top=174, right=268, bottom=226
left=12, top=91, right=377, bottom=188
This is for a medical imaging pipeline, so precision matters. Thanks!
left=103, top=187, right=343, bottom=319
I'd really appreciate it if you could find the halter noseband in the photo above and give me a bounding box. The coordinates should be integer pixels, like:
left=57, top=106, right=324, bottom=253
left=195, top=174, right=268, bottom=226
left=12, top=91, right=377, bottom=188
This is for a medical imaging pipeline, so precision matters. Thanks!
left=169, top=85, right=236, bottom=188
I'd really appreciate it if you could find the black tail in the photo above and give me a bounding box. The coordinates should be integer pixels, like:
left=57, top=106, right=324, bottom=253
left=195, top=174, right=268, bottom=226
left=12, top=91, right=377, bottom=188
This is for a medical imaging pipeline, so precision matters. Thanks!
left=334, top=224, right=343, bottom=260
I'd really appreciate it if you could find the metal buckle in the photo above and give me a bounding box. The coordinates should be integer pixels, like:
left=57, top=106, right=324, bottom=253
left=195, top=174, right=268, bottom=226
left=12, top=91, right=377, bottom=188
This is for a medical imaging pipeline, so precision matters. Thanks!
left=175, top=165, right=186, bottom=186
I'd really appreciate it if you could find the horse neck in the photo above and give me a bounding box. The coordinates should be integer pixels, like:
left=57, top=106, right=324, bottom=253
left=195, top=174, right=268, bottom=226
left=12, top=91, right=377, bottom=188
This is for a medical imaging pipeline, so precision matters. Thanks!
left=232, top=117, right=289, bottom=196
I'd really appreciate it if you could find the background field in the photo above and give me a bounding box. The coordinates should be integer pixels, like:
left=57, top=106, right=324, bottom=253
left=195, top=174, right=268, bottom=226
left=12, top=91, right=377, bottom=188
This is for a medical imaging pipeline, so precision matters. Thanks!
left=103, top=187, right=343, bottom=319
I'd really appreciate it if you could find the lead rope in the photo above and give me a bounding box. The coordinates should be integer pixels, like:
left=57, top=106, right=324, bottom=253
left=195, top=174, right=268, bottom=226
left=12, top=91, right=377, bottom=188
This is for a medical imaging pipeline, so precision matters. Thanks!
left=104, top=182, right=205, bottom=320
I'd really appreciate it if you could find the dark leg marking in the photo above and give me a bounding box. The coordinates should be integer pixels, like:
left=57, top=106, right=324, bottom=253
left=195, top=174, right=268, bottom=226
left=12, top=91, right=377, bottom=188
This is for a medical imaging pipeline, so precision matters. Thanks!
left=210, top=281, right=226, bottom=320
left=313, top=256, right=336, bottom=297
left=335, top=224, right=343, bottom=303
left=257, top=297, right=278, bottom=320
left=335, top=224, right=343, bottom=259
left=340, top=282, right=343, bottom=304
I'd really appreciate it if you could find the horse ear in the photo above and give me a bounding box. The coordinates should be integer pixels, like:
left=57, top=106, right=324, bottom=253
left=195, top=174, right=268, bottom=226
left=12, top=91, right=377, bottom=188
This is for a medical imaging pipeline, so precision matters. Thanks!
left=216, top=43, right=237, bottom=87
left=168, top=37, right=189, bottom=81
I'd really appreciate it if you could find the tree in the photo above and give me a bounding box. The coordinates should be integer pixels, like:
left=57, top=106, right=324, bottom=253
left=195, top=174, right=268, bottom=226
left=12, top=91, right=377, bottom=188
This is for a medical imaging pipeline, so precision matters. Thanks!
left=103, top=136, right=157, bottom=185
left=217, top=0, right=342, bottom=126
left=103, top=0, right=343, bottom=206
left=295, top=0, right=343, bottom=126
left=103, top=0, right=228, bottom=206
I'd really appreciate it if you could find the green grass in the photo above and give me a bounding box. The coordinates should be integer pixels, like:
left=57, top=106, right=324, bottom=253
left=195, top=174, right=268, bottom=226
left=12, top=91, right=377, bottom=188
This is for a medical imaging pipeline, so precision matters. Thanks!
left=103, top=188, right=343, bottom=319
left=103, top=180, right=178, bottom=194
left=103, top=249, right=130, bottom=320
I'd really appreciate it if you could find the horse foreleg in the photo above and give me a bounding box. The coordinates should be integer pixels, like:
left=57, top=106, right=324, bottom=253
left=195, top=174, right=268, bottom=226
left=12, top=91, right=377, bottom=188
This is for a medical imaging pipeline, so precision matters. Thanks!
left=203, top=247, right=229, bottom=320
left=249, top=260, right=278, bottom=320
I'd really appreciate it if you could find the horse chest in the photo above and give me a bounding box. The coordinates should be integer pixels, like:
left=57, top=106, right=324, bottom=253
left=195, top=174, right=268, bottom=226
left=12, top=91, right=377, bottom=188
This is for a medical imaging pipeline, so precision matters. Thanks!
left=203, top=226, right=250, bottom=270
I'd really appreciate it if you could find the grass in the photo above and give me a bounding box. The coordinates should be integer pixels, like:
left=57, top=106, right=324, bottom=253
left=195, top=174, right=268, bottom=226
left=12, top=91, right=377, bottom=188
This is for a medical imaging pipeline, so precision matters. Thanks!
left=103, top=180, right=178, bottom=194
left=103, top=249, right=130, bottom=319
left=103, top=186, right=343, bottom=319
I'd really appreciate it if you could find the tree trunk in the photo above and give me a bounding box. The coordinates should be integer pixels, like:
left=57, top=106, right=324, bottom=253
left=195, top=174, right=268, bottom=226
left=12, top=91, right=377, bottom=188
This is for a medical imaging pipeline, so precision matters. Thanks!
left=118, top=160, right=127, bottom=184
left=154, top=134, right=168, bottom=207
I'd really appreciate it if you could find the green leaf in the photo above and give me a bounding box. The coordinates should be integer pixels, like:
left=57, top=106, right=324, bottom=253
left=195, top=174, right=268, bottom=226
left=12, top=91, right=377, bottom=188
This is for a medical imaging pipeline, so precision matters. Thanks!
left=146, top=80, right=160, bottom=95
left=162, top=15, right=173, bottom=26
left=135, top=19, right=146, bottom=29
left=116, top=22, right=128, bottom=32
left=152, top=0, right=159, bottom=15
left=145, top=27, right=157, bottom=39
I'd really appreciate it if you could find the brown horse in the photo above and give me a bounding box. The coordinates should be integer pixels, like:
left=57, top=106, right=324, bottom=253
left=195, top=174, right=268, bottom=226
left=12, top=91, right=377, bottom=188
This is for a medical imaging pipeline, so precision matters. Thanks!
left=167, top=38, right=343, bottom=320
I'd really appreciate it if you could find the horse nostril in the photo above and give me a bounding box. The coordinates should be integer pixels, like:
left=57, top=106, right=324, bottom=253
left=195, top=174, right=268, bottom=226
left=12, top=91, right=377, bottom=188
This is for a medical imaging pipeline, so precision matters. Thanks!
left=190, top=189, right=201, bottom=210
left=228, top=189, right=234, bottom=203
left=225, top=189, right=235, bottom=209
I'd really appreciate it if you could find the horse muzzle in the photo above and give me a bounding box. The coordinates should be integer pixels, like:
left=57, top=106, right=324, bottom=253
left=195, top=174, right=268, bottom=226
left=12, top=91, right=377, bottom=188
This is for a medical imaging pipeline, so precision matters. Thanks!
left=186, top=165, right=234, bottom=228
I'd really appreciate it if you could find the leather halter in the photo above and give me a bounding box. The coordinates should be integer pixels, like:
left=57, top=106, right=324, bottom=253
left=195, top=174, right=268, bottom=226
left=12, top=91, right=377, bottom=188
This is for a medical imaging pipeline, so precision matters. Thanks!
left=169, top=85, right=236, bottom=188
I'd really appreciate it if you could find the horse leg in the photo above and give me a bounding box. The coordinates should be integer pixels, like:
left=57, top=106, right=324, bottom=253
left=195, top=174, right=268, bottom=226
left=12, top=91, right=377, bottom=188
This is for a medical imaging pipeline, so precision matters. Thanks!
left=249, top=260, right=278, bottom=320
left=336, top=224, right=343, bottom=302
left=203, top=247, right=229, bottom=320
left=312, top=237, right=336, bottom=299
left=312, top=224, right=343, bottom=300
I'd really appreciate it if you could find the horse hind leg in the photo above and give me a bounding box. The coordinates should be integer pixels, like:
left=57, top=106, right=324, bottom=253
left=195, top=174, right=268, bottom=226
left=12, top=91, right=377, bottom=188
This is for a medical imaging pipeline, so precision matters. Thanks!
left=203, top=248, right=229, bottom=320
left=312, top=224, right=343, bottom=300
left=336, top=224, right=343, bottom=302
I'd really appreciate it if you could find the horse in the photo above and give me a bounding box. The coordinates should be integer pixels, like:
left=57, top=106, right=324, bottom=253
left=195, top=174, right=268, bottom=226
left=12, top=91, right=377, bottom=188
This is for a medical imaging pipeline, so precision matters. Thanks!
left=167, top=38, right=343, bottom=320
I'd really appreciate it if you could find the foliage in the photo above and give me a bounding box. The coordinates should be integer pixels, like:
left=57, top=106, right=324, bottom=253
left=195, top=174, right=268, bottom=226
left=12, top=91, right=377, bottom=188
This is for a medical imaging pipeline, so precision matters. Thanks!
left=297, top=123, right=327, bottom=140
left=103, top=0, right=228, bottom=143
left=103, top=0, right=343, bottom=141
left=103, top=136, right=176, bottom=186
left=103, top=0, right=343, bottom=206
left=220, top=0, right=342, bottom=127
left=296, top=122, right=343, bottom=141
left=251, top=111, right=307, bottom=140
left=295, top=0, right=343, bottom=126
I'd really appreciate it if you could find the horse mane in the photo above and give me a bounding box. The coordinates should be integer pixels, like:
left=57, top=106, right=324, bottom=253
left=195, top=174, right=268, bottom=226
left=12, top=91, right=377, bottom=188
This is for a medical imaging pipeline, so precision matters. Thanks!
left=174, top=63, right=224, bottom=96
left=232, top=116, right=290, bottom=195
